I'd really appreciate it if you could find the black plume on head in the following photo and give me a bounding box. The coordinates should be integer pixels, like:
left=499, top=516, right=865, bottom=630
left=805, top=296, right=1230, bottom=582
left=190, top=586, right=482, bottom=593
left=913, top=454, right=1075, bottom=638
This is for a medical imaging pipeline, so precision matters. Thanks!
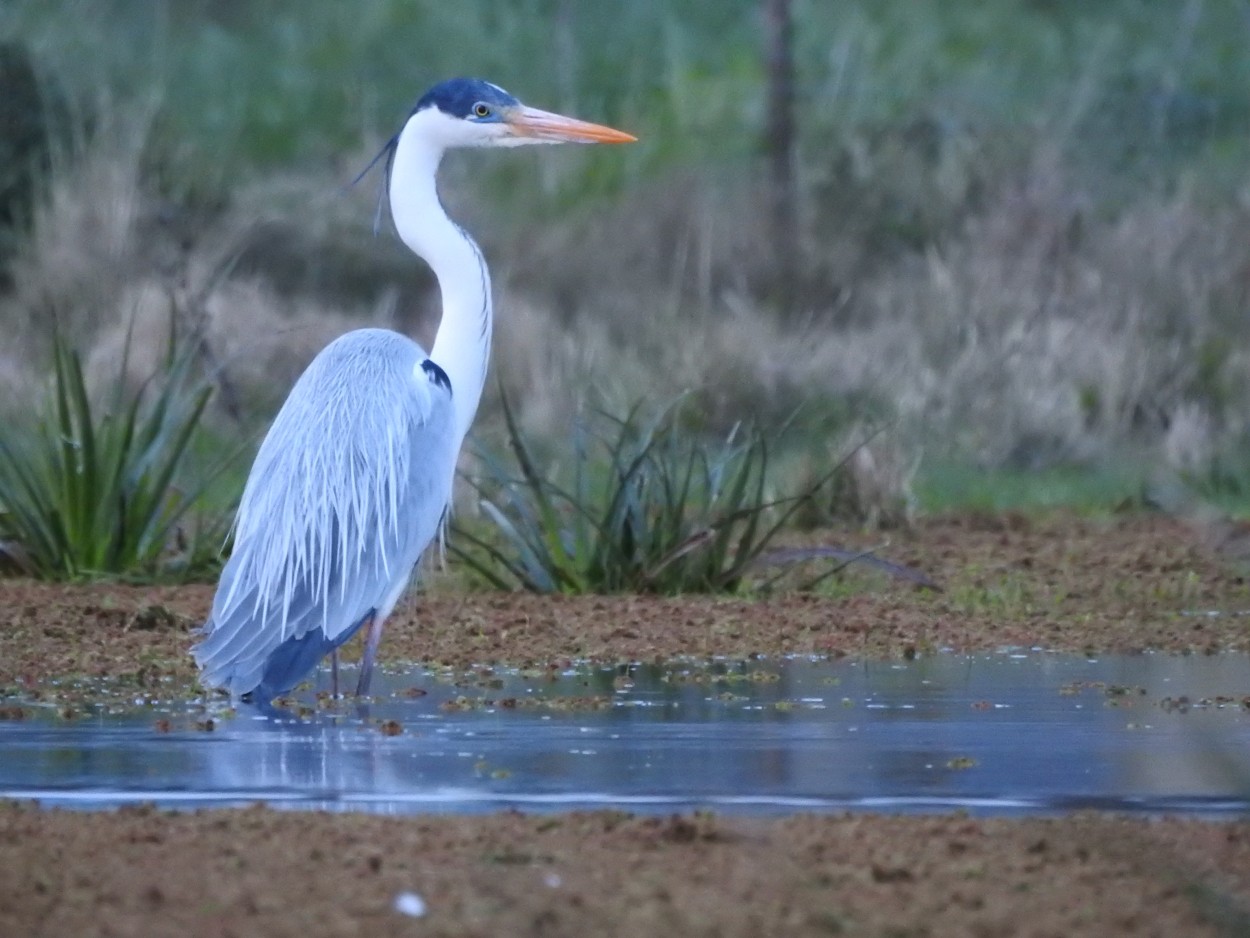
left=413, top=77, right=519, bottom=118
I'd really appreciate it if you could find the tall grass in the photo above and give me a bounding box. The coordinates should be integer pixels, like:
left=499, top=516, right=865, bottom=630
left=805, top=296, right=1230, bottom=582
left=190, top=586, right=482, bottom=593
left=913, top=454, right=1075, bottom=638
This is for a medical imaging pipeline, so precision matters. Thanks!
left=0, top=0, right=1247, bottom=519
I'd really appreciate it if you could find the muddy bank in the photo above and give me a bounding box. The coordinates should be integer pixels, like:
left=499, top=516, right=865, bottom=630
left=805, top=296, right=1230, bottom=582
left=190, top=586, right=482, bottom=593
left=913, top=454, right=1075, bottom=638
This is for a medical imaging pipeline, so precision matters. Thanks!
left=1, top=514, right=1247, bottom=696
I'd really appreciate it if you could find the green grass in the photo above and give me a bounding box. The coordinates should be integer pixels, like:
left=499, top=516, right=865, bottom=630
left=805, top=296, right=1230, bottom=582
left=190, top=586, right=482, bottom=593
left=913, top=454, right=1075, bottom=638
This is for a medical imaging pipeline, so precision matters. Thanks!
left=945, top=572, right=1067, bottom=619
left=914, top=462, right=1149, bottom=516
left=0, top=330, right=235, bottom=581
left=916, top=458, right=1250, bottom=520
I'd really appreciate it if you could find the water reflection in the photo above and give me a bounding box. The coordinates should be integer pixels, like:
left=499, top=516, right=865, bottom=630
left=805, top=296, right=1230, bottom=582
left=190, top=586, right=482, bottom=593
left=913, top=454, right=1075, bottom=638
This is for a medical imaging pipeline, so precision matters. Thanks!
left=2, top=653, right=1248, bottom=816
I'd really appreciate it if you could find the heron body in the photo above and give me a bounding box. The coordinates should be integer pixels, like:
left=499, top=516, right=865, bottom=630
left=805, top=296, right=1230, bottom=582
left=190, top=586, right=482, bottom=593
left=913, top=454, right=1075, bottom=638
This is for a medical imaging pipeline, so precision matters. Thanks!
left=193, top=78, right=634, bottom=702
left=194, top=329, right=455, bottom=699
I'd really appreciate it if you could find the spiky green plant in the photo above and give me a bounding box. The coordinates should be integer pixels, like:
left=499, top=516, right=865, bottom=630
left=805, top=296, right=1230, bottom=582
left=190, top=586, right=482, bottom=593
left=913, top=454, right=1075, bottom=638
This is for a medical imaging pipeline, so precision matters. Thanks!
left=0, top=330, right=232, bottom=580
left=451, top=392, right=851, bottom=594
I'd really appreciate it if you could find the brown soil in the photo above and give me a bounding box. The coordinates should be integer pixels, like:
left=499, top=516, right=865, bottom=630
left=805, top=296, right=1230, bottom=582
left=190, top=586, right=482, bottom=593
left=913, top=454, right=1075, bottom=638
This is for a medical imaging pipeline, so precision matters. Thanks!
left=3, top=512, right=1250, bottom=936
left=0, top=805, right=1247, bottom=938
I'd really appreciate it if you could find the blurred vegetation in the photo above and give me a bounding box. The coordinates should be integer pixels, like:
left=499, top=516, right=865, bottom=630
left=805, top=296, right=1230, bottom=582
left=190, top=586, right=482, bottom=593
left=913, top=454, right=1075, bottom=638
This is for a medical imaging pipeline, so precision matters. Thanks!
left=0, top=0, right=1247, bottom=572
left=4, top=1, right=1246, bottom=201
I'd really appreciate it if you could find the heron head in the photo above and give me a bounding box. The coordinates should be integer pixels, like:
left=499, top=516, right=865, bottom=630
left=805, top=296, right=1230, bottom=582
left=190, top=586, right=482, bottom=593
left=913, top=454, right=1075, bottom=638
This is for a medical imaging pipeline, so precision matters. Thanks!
left=410, top=77, right=636, bottom=149
left=353, top=78, right=635, bottom=234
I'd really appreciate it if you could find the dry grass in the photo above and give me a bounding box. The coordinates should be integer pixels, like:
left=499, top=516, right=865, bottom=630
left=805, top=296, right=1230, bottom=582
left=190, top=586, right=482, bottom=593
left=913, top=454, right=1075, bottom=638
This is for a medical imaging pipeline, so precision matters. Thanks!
left=0, top=115, right=414, bottom=417
left=510, top=149, right=1250, bottom=472
left=3, top=105, right=1248, bottom=524
left=3, top=105, right=148, bottom=346
left=852, top=153, right=1250, bottom=469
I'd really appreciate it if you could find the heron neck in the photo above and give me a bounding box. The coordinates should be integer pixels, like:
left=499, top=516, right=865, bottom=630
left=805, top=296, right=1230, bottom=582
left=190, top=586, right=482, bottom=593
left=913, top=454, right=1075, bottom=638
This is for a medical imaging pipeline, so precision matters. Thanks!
left=388, top=134, right=492, bottom=447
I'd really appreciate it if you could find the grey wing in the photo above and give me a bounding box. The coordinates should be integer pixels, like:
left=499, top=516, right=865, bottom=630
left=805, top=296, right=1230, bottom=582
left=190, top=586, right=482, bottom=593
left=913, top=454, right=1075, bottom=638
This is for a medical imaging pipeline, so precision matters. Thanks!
left=194, top=332, right=457, bottom=696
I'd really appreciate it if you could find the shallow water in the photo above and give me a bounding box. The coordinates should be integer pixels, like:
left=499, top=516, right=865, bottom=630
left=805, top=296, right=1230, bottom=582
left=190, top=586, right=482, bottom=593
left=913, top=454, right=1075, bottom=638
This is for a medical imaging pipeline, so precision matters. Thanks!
left=2, top=653, right=1249, bottom=816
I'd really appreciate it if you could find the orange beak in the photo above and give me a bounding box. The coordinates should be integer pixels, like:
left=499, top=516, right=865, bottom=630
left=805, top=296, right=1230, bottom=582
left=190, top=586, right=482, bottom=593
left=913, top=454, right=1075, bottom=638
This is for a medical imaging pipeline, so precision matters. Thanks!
left=505, top=106, right=637, bottom=144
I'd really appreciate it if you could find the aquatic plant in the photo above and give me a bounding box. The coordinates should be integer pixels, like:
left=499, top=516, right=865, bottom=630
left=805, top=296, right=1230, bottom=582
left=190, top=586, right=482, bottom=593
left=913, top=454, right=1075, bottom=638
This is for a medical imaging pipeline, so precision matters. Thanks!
left=451, top=392, right=851, bottom=594
left=0, top=330, right=231, bottom=580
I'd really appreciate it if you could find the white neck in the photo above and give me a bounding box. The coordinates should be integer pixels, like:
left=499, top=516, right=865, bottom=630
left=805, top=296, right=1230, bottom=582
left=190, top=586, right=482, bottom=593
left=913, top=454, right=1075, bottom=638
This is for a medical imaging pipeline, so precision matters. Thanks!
left=388, top=113, right=493, bottom=447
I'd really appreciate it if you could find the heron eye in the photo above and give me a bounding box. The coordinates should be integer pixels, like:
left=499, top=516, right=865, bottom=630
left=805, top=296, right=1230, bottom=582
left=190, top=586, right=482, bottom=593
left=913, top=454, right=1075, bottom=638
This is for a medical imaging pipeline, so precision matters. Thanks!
left=473, top=103, right=491, bottom=118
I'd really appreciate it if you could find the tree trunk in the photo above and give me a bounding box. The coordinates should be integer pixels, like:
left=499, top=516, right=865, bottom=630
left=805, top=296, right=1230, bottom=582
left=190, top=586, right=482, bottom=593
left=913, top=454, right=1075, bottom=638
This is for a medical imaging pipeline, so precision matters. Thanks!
left=763, top=0, right=798, bottom=318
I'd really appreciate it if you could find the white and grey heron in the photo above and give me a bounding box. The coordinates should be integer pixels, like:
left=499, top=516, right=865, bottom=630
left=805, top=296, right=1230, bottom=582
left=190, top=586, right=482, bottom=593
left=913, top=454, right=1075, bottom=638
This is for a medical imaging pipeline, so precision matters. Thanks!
left=193, top=78, right=635, bottom=703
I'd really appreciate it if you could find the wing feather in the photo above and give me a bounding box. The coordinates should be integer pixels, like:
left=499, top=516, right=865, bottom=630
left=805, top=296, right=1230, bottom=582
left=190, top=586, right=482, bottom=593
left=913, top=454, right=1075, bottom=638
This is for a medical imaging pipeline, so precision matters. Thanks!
left=194, top=329, right=457, bottom=697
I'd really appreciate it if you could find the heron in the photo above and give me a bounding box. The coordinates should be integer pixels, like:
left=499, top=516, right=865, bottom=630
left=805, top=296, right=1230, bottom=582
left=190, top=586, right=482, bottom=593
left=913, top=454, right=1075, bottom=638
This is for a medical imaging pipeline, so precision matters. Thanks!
left=193, top=78, right=635, bottom=703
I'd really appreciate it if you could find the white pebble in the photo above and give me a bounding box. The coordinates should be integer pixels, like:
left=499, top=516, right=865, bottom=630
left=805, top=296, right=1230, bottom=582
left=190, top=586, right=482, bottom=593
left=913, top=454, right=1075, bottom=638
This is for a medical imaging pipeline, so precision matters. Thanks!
left=394, top=891, right=427, bottom=917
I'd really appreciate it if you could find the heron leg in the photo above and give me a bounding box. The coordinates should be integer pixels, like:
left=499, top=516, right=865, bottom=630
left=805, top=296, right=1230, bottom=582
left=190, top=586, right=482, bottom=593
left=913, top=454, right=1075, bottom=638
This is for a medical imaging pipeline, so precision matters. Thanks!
left=355, top=613, right=384, bottom=697
left=331, top=650, right=340, bottom=698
